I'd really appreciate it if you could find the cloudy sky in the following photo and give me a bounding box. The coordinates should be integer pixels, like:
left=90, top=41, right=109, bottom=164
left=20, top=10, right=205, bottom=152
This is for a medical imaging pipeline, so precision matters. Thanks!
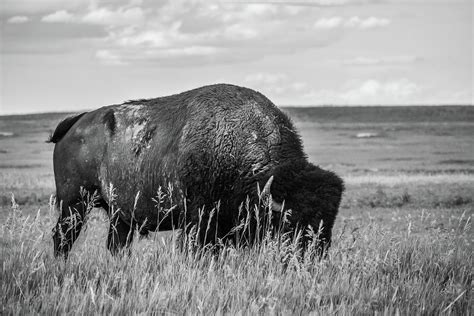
left=0, top=0, right=472, bottom=114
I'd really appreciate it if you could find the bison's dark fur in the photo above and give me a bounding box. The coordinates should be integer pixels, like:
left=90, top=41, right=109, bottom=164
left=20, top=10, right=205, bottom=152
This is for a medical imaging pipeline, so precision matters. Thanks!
left=49, top=84, right=344, bottom=258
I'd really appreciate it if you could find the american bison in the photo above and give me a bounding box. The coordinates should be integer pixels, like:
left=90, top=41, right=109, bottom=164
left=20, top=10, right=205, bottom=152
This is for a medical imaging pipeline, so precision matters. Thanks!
left=49, top=84, right=343, bottom=258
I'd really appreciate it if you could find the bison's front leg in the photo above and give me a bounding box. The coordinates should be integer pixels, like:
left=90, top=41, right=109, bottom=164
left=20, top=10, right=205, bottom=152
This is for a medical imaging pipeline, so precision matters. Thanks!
left=107, top=214, right=135, bottom=255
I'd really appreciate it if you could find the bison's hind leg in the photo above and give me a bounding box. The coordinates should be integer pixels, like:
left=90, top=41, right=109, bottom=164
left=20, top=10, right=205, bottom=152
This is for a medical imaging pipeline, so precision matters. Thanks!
left=107, top=213, right=135, bottom=255
left=53, top=189, right=111, bottom=259
left=53, top=194, right=92, bottom=259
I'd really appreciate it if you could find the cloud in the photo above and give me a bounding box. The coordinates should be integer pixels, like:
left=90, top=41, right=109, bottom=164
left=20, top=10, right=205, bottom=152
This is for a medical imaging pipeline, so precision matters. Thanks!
left=41, top=10, right=75, bottom=23
left=244, top=72, right=310, bottom=95
left=4, top=0, right=340, bottom=63
left=223, top=23, right=259, bottom=40
left=347, top=79, right=419, bottom=100
left=39, top=5, right=145, bottom=26
left=116, top=30, right=172, bottom=48
left=224, top=0, right=383, bottom=7
left=95, top=45, right=223, bottom=67
left=1, top=0, right=89, bottom=15
left=245, top=72, right=288, bottom=85
left=314, top=17, right=343, bottom=29
left=341, top=55, right=422, bottom=66
left=111, top=21, right=187, bottom=49
left=8, top=0, right=388, bottom=65
left=82, top=6, right=145, bottom=26
left=85, top=1, right=333, bottom=65
left=304, top=79, right=420, bottom=104
left=241, top=3, right=279, bottom=16
left=241, top=73, right=419, bottom=106
left=7, top=16, right=30, bottom=24
left=345, top=16, right=390, bottom=28
left=156, top=46, right=221, bottom=58
left=95, top=49, right=126, bottom=65
left=314, top=16, right=390, bottom=29
left=0, top=0, right=381, bottom=16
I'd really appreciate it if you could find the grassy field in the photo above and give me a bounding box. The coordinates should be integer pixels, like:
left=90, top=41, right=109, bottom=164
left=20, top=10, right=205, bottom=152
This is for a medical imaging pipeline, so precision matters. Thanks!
left=1, top=106, right=473, bottom=314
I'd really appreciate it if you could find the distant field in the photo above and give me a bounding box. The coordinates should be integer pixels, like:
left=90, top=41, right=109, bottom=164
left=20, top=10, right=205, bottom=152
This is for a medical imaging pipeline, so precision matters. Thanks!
left=283, top=106, right=474, bottom=174
left=1, top=106, right=472, bottom=206
left=1, top=106, right=473, bottom=314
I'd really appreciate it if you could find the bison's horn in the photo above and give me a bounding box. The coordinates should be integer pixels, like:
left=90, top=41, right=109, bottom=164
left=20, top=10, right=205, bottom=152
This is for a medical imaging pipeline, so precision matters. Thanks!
left=261, top=176, right=274, bottom=198
left=261, top=176, right=283, bottom=212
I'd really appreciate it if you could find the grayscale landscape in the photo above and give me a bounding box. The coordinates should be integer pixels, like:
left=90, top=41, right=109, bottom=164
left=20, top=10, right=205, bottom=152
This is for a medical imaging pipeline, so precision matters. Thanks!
left=1, top=106, right=472, bottom=314
left=2, top=0, right=472, bottom=313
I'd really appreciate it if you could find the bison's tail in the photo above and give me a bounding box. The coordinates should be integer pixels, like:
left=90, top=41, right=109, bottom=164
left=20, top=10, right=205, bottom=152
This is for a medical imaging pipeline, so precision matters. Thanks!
left=47, top=112, right=87, bottom=143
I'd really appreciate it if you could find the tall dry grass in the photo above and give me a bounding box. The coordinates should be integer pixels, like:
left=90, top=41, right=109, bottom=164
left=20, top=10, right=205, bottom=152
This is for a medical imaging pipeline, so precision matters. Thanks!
left=1, top=191, right=472, bottom=315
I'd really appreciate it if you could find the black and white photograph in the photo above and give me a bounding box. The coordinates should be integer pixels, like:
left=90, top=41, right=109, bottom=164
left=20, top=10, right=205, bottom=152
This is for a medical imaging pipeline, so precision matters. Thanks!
left=0, top=0, right=472, bottom=314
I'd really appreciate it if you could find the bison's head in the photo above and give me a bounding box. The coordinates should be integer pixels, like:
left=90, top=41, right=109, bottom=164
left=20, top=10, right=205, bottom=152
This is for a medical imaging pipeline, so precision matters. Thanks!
left=269, top=161, right=344, bottom=253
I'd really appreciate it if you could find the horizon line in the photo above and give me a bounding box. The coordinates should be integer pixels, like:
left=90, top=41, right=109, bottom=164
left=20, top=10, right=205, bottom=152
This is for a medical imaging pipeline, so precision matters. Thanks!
left=1, top=104, right=473, bottom=117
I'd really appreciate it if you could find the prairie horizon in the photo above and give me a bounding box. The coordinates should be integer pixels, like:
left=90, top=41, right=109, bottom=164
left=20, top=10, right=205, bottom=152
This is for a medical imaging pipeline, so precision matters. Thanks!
left=1, top=104, right=473, bottom=117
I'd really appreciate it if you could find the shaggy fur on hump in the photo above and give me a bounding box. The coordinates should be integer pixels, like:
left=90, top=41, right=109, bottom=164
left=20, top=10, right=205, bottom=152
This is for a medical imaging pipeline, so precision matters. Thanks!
left=47, top=112, right=87, bottom=143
